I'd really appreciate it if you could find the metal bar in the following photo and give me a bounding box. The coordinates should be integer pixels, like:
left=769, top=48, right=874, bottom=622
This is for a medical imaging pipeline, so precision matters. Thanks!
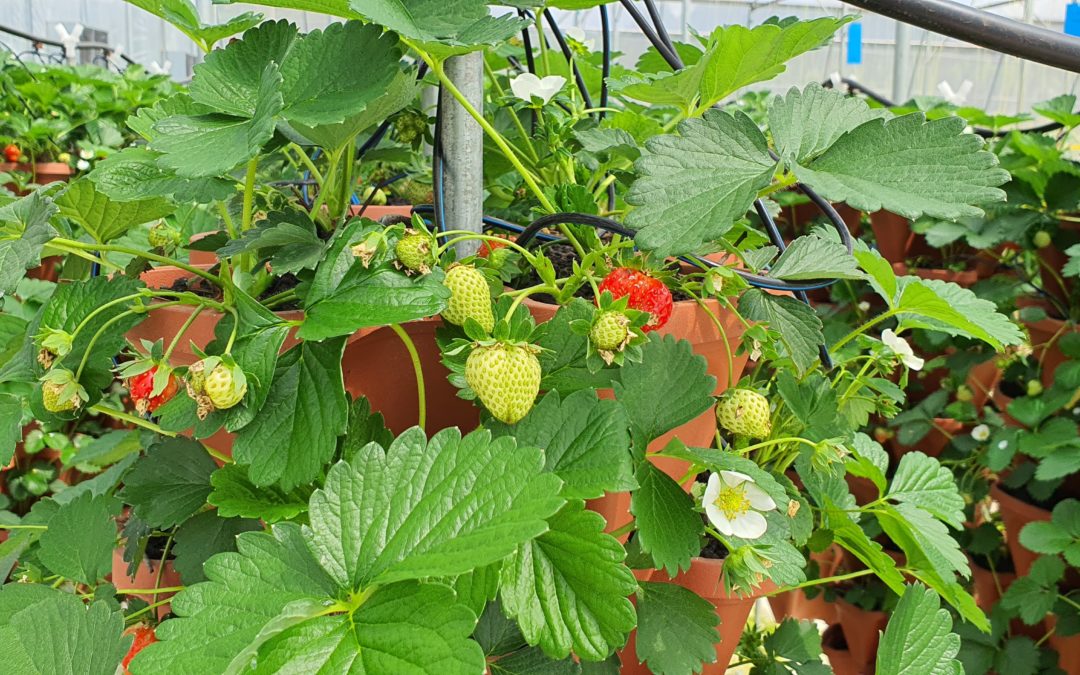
left=892, top=21, right=911, bottom=103
left=840, top=0, right=1080, bottom=73
left=438, top=54, right=485, bottom=257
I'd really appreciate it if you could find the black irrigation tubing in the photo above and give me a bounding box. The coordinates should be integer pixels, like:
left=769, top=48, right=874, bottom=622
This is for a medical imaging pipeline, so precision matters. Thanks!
left=432, top=82, right=447, bottom=233
left=824, top=76, right=1065, bottom=138
left=599, top=5, right=617, bottom=212
left=353, top=171, right=408, bottom=219
left=618, top=0, right=683, bottom=69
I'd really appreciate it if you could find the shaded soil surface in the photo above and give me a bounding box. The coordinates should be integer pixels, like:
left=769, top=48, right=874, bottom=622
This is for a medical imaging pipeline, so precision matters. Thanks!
left=523, top=243, right=693, bottom=304
left=168, top=267, right=302, bottom=311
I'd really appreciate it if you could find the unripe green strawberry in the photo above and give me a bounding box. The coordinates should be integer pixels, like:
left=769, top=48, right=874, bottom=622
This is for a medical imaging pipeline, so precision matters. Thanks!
left=716, top=389, right=772, bottom=439
left=1033, top=230, right=1052, bottom=248
left=394, top=229, right=434, bottom=274
left=396, top=178, right=434, bottom=205
left=42, top=381, right=79, bottom=413
left=442, top=264, right=494, bottom=333
left=590, top=310, right=630, bottom=351
left=955, top=385, right=974, bottom=403
left=1027, top=379, right=1044, bottom=397
left=204, top=362, right=247, bottom=409
left=148, top=221, right=180, bottom=249
left=465, top=342, right=542, bottom=424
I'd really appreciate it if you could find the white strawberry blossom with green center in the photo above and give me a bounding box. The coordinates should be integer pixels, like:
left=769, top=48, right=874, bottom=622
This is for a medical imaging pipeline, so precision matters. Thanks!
left=703, top=470, right=777, bottom=540
left=971, top=424, right=990, bottom=442
left=510, top=73, right=566, bottom=105
left=881, top=329, right=924, bottom=371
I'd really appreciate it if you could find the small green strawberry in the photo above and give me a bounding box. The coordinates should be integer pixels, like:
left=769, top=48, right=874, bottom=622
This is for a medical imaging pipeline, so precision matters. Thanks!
left=396, top=177, right=434, bottom=205
left=442, top=264, right=495, bottom=333
left=465, top=341, right=542, bottom=424
left=40, top=368, right=86, bottom=414
left=716, top=389, right=772, bottom=439
left=394, top=229, right=435, bottom=274
left=590, top=310, right=630, bottom=351
left=148, top=221, right=180, bottom=249
left=1027, top=379, right=1044, bottom=397
left=1033, top=230, right=1052, bottom=248
left=204, top=360, right=247, bottom=410
left=955, top=385, right=973, bottom=403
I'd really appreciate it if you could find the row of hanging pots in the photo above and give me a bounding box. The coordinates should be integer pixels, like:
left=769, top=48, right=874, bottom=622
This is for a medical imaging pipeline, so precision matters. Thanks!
left=869, top=211, right=997, bottom=287
left=0, top=162, right=73, bottom=195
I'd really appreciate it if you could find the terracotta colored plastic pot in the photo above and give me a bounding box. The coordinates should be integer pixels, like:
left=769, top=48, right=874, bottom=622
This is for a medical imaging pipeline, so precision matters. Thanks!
left=1038, top=238, right=1077, bottom=308
left=891, top=262, right=978, bottom=288
left=615, top=568, right=657, bottom=675
left=821, top=624, right=861, bottom=675
left=969, top=556, right=1015, bottom=612
left=991, top=483, right=1050, bottom=578
left=770, top=544, right=843, bottom=623
left=887, top=418, right=962, bottom=462
left=1048, top=616, right=1080, bottom=675
left=651, top=558, right=774, bottom=674
left=347, top=204, right=414, bottom=220
left=25, top=256, right=63, bottom=282
left=1025, top=315, right=1078, bottom=389
left=1, top=161, right=72, bottom=193
left=111, top=548, right=182, bottom=619
left=966, top=359, right=1002, bottom=411
left=835, top=597, right=888, bottom=671
left=869, top=211, right=920, bottom=264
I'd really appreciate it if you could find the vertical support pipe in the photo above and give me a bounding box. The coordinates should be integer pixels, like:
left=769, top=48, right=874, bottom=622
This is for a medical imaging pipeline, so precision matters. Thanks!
left=1017, top=0, right=1035, bottom=112
left=892, top=20, right=911, bottom=104
left=439, top=53, right=485, bottom=257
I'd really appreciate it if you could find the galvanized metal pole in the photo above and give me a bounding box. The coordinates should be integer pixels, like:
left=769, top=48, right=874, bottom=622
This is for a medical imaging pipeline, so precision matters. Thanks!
left=1016, top=0, right=1034, bottom=112
left=439, top=53, right=484, bottom=257
left=892, top=20, right=911, bottom=104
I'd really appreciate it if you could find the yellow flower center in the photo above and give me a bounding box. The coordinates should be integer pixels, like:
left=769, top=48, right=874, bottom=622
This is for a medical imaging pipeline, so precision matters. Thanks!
left=713, top=484, right=751, bottom=519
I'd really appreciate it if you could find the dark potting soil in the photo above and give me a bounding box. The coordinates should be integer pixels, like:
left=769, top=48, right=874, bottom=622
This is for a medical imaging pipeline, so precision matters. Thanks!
left=522, top=243, right=693, bottom=304
left=144, top=535, right=177, bottom=561
left=700, top=535, right=729, bottom=560
left=167, top=268, right=302, bottom=311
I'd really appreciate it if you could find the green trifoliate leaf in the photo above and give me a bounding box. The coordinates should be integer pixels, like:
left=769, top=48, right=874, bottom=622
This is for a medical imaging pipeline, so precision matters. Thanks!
left=630, top=461, right=702, bottom=576
left=878, top=502, right=969, bottom=580
left=500, top=501, right=637, bottom=662
left=119, top=437, right=217, bottom=529
left=1033, top=94, right=1080, bottom=129
left=767, top=234, right=865, bottom=281
left=875, top=584, right=963, bottom=675
left=307, top=427, right=564, bottom=587
left=0, top=592, right=130, bottom=675
left=894, top=277, right=1024, bottom=349
left=792, top=114, right=1009, bottom=221
left=739, top=289, right=824, bottom=375
left=627, top=109, right=774, bottom=257
left=233, top=338, right=348, bottom=490
left=89, top=148, right=236, bottom=203
left=1019, top=499, right=1080, bottom=566
left=632, top=581, right=720, bottom=675
left=54, top=178, right=174, bottom=244
left=172, top=510, right=263, bottom=584
left=37, top=492, right=121, bottom=585
left=613, top=334, right=716, bottom=453
left=132, top=524, right=485, bottom=674
left=886, top=452, right=966, bottom=529
left=536, top=300, right=618, bottom=395
left=769, top=82, right=890, bottom=163
left=487, top=389, right=634, bottom=500
left=216, top=209, right=327, bottom=274
left=0, top=190, right=58, bottom=294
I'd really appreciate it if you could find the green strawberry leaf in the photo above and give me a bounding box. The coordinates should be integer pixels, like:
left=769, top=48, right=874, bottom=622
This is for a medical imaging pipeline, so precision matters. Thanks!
left=216, top=209, right=327, bottom=274
left=535, top=300, right=618, bottom=395
left=768, top=234, right=864, bottom=281
left=54, top=178, right=174, bottom=244
left=894, top=277, right=1024, bottom=349
left=0, top=190, right=59, bottom=294
left=876, top=584, right=963, bottom=675
left=792, top=114, right=1009, bottom=221
left=125, top=0, right=262, bottom=51
left=613, top=334, right=716, bottom=453
left=208, top=463, right=311, bottom=523
left=626, top=110, right=775, bottom=257
left=0, top=393, right=21, bottom=467
left=500, top=501, right=637, bottom=662
left=886, top=452, right=966, bottom=529
left=233, top=338, right=349, bottom=490
left=309, top=427, right=564, bottom=586
left=740, top=289, right=824, bottom=375
left=631, top=581, right=720, bottom=675
left=37, top=492, right=121, bottom=586
left=89, top=147, right=237, bottom=203
left=769, top=82, right=889, bottom=163
left=172, top=510, right=263, bottom=584
left=118, top=437, right=217, bottom=529
left=630, top=461, right=702, bottom=576
left=0, top=592, right=130, bottom=675
left=487, top=389, right=635, bottom=500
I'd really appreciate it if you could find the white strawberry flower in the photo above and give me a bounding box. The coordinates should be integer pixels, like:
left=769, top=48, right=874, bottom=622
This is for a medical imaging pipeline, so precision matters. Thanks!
left=702, top=470, right=777, bottom=540
left=76, top=159, right=90, bottom=171
left=564, top=26, right=596, bottom=51
left=971, top=424, right=990, bottom=442
left=857, top=300, right=871, bottom=312
left=881, top=329, right=924, bottom=371
left=510, top=73, right=566, bottom=105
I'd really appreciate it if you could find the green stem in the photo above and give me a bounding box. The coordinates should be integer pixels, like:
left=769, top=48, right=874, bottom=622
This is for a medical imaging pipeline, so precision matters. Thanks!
left=89, top=404, right=177, bottom=436
left=163, top=305, right=203, bottom=362
left=74, top=308, right=146, bottom=381
left=240, top=159, right=258, bottom=233
left=389, top=324, right=426, bottom=430
left=831, top=309, right=900, bottom=352
left=506, top=284, right=557, bottom=319
left=0, top=524, right=47, bottom=530
left=151, top=531, right=175, bottom=606
left=309, top=148, right=340, bottom=223
left=689, top=291, right=736, bottom=391
left=202, top=443, right=233, bottom=465
left=50, top=238, right=221, bottom=285
left=608, top=520, right=636, bottom=539
left=289, top=143, right=324, bottom=186
left=765, top=568, right=880, bottom=597
left=435, top=231, right=537, bottom=261
left=115, top=586, right=185, bottom=595
left=125, top=598, right=173, bottom=623
left=263, top=289, right=298, bottom=309
left=736, top=437, right=819, bottom=454
left=217, top=202, right=238, bottom=239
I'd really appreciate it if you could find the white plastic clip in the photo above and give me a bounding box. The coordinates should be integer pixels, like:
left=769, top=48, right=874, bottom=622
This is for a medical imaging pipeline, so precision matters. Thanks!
left=937, top=79, right=973, bottom=106
left=54, top=23, right=83, bottom=65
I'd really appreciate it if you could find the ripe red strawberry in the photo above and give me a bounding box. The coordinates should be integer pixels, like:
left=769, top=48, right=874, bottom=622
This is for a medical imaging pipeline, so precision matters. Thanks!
left=597, top=268, right=673, bottom=332
left=477, top=236, right=510, bottom=258
left=122, top=624, right=157, bottom=673
left=3, top=144, right=19, bottom=163
left=126, top=367, right=179, bottom=414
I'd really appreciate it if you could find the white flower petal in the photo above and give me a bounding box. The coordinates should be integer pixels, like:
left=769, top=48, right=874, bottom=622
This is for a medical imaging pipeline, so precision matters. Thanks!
left=703, top=472, right=721, bottom=503
left=719, top=470, right=753, bottom=487
left=705, top=502, right=735, bottom=536
left=971, top=424, right=990, bottom=442
left=743, top=483, right=777, bottom=511
left=729, top=511, right=768, bottom=539
left=509, top=73, right=565, bottom=104
left=902, top=353, right=925, bottom=371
